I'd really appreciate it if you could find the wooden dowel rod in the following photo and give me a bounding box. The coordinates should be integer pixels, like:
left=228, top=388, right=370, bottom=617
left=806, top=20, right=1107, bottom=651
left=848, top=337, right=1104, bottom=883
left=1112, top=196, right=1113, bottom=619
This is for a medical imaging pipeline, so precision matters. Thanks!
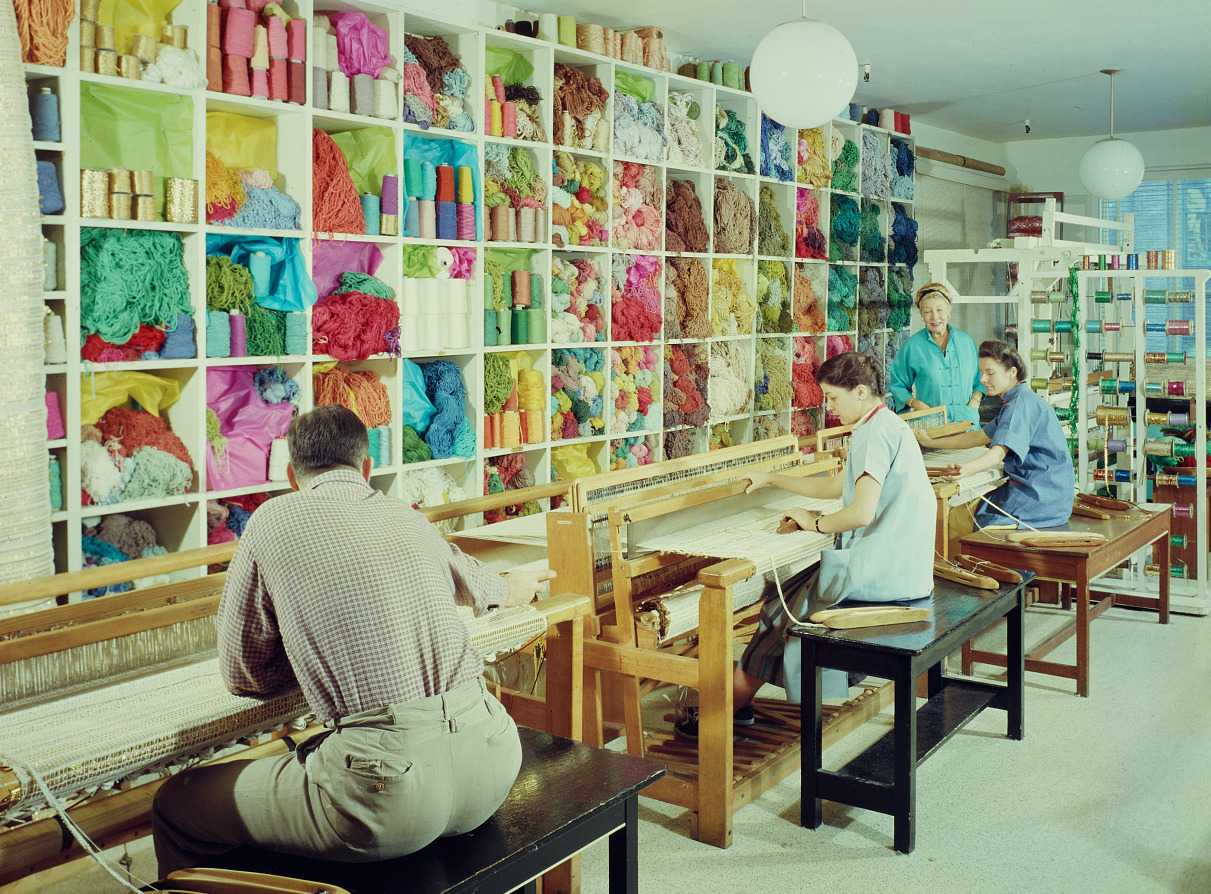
left=419, top=480, right=573, bottom=522
left=0, top=543, right=236, bottom=607
left=917, top=146, right=1006, bottom=177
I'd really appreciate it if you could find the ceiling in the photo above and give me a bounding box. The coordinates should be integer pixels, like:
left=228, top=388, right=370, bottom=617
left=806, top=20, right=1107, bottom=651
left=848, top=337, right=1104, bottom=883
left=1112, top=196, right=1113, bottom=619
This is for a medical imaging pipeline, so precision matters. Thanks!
left=524, top=0, right=1210, bottom=143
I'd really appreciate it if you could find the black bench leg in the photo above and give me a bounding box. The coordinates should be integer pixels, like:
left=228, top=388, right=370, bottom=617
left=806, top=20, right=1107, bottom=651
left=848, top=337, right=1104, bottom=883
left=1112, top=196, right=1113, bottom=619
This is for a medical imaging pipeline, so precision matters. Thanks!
left=1007, top=589, right=1025, bottom=740
left=893, top=664, right=917, bottom=854
left=800, top=642, right=823, bottom=830
left=609, top=796, right=638, bottom=894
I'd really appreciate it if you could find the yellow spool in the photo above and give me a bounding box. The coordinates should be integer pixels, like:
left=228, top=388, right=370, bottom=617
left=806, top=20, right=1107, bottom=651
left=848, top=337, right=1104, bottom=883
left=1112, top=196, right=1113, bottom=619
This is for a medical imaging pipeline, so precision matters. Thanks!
left=1095, top=405, right=1131, bottom=427
left=166, top=177, right=198, bottom=223
left=501, top=411, right=522, bottom=448
left=457, top=166, right=474, bottom=204
left=557, top=15, right=576, bottom=47
left=490, top=100, right=503, bottom=137
left=517, top=368, right=544, bottom=411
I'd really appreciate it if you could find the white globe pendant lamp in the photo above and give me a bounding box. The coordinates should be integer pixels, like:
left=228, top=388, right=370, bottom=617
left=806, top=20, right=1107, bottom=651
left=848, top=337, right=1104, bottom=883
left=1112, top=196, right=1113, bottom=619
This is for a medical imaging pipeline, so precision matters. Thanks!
left=749, top=1, right=858, bottom=129
left=1079, top=69, right=1145, bottom=201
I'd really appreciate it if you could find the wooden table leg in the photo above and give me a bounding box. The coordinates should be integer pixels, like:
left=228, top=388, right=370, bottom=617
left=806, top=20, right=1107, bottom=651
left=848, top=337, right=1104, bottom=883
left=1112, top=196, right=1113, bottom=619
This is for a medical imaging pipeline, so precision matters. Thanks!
left=1007, top=588, right=1024, bottom=740
left=961, top=639, right=974, bottom=675
left=1076, top=563, right=1091, bottom=698
left=1157, top=532, right=1171, bottom=624
left=801, top=640, right=823, bottom=830
left=892, top=662, right=917, bottom=854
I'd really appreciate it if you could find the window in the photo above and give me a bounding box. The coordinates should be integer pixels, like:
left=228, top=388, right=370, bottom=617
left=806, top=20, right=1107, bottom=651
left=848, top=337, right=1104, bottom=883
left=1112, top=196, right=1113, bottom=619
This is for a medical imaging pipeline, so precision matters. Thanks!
left=1101, top=176, right=1211, bottom=354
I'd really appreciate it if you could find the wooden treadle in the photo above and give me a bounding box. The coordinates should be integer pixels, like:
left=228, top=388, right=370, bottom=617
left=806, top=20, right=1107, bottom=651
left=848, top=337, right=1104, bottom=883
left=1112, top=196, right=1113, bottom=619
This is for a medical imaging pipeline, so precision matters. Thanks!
left=648, top=686, right=889, bottom=782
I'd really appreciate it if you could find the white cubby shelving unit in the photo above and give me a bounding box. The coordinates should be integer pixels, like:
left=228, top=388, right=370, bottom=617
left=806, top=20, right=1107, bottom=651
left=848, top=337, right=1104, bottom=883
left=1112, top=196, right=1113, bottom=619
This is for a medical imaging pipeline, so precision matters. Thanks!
left=27, top=1, right=915, bottom=586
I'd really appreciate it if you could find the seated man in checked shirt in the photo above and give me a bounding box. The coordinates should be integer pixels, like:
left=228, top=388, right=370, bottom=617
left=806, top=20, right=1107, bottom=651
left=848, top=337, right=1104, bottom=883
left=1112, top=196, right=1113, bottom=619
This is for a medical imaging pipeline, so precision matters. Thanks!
left=153, top=404, right=553, bottom=875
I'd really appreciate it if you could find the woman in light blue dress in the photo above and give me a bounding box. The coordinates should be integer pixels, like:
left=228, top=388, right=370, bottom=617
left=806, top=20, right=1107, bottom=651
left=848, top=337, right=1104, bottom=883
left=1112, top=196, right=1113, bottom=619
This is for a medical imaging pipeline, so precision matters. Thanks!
left=889, top=282, right=984, bottom=425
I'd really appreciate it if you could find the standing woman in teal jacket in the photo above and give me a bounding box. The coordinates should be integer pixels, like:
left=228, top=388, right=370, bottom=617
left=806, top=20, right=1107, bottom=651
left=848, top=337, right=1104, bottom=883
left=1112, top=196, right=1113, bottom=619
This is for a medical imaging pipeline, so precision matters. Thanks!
left=888, top=282, right=984, bottom=425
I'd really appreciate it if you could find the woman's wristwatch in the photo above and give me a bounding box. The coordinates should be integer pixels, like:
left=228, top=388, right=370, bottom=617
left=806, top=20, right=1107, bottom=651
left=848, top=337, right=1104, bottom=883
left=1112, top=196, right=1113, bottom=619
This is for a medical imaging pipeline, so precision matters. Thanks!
left=814, top=515, right=823, bottom=533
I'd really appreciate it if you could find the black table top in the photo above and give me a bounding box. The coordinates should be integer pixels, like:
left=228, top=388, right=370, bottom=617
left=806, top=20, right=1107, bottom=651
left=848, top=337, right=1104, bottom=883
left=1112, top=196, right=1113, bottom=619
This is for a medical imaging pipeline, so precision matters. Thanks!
left=189, top=727, right=664, bottom=894
left=788, top=574, right=1034, bottom=657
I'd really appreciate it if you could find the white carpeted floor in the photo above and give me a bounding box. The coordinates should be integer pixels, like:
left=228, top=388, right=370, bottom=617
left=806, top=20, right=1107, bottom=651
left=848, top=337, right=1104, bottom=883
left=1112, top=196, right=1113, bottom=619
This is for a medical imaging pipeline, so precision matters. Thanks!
left=12, top=603, right=1211, bottom=894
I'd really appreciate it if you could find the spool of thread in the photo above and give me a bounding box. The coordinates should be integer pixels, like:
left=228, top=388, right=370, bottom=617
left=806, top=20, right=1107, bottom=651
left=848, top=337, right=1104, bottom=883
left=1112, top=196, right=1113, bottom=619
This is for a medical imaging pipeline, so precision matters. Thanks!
left=1170, top=534, right=1188, bottom=549
left=435, top=201, right=456, bottom=240
left=80, top=169, right=107, bottom=217
left=360, top=194, right=381, bottom=235
left=1094, top=469, right=1132, bottom=483
left=380, top=174, right=399, bottom=215
left=1103, top=321, right=1121, bottom=332
left=1110, top=254, right=1121, bottom=270
left=1095, top=405, right=1130, bottom=427
left=501, top=412, right=522, bottom=448
left=48, top=457, right=62, bottom=510
left=420, top=162, right=437, bottom=201
left=266, top=15, right=286, bottom=56
left=43, top=238, right=57, bottom=291
left=511, top=270, right=531, bottom=307
left=502, top=101, right=517, bottom=138
left=417, top=199, right=436, bottom=239
left=1029, top=319, right=1052, bottom=333
left=108, top=192, right=132, bottom=219
left=351, top=72, right=374, bottom=115
left=79, top=47, right=95, bottom=72
left=1086, top=320, right=1102, bottom=334
left=311, top=65, right=328, bottom=109
left=94, top=23, right=115, bottom=50
left=223, top=8, right=256, bottom=56
left=1029, top=349, right=1047, bottom=361
left=710, top=61, right=724, bottom=85
left=454, top=166, right=473, bottom=205
left=311, top=25, right=327, bottom=70
left=285, top=312, right=308, bottom=354
left=268, top=437, right=290, bottom=479
left=228, top=312, right=247, bottom=356
left=268, top=58, right=287, bottom=101
left=511, top=309, right=529, bottom=344
left=489, top=204, right=510, bottom=242
left=1126, top=253, right=1139, bottom=269
left=537, top=13, right=559, bottom=41
left=404, top=158, right=423, bottom=197
left=527, top=308, right=545, bottom=343
left=249, top=250, right=271, bottom=297
left=721, top=62, right=741, bottom=90
left=107, top=168, right=132, bottom=193
left=1155, top=472, right=1197, bottom=488
left=1174, top=504, right=1194, bottom=519
left=373, top=79, right=397, bottom=118
left=328, top=71, right=350, bottom=112
left=206, top=5, right=222, bottom=47
left=31, top=87, right=60, bottom=142
left=79, top=19, right=96, bottom=48
left=223, top=55, right=252, bottom=96
left=1146, top=250, right=1159, bottom=269
left=131, top=169, right=153, bottom=195
left=489, top=100, right=503, bottom=137
left=166, top=177, right=198, bottom=222
left=44, top=308, right=67, bottom=361
left=206, top=310, right=231, bottom=357
left=404, top=197, right=419, bottom=236
left=557, top=15, right=576, bottom=46
left=1101, top=351, right=1133, bottom=363
left=484, top=309, right=498, bottom=346
left=434, top=165, right=455, bottom=203
left=694, top=60, right=709, bottom=81
left=287, top=18, right=306, bottom=60
left=366, top=428, right=380, bottom=467
left=491, top=74, right=506, bottom=105
left=496, top=308, right=512, bottom=346
left=251, top=68, right=269, bottom=98
left=456, top=203, right=475, bottom=241
left=1029, top=377, right=1048, bottom=391
left=96, top=49, right=118, bottom=76
left=161, top=24, right=187, bottom=49
left=1161, top=249, right=1176, bottom=269
left=134, top=194, right=155, bottom=221
left=160, top=313, right=195, bottom=359
left=514, top=205, right=535, bottom=243
left=325, top=32, right=338, bottom=69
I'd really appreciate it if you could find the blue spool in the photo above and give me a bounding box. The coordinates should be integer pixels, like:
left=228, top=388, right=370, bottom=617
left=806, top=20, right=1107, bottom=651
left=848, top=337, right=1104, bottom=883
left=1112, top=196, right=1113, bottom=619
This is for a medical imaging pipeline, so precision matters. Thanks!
left=360, top=194, right=381, bottom=235
left=31, top=88, right=60, bottom=142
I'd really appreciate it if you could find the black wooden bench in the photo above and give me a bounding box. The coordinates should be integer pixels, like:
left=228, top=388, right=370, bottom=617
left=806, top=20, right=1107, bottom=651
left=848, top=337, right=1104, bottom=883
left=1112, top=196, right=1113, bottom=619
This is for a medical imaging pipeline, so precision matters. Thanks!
left=158, top=727, right=664, bottom=894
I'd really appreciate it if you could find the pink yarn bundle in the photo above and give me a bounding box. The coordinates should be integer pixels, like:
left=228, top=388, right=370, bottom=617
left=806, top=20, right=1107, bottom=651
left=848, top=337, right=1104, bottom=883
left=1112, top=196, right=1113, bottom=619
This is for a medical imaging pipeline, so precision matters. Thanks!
left=611, top=254, right=662, bottom=342
left=611, top=162, right=663, bottom=251
left=790, top=408, right=817, bottom=453
left=795, top=189, right=827, bottom=260
left=311, top=291, right=400, bottom=360
left=792, top=336, right=823, bottom=408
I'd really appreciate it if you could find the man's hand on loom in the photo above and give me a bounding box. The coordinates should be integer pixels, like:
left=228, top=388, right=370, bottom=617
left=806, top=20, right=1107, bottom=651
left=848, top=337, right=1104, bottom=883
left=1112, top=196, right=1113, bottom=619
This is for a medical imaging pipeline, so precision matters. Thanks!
left=744, top=470, right=773, bottom=493
left=503, top=568, right=557, bottom=606
left=778, top=508, right=819, bottom=533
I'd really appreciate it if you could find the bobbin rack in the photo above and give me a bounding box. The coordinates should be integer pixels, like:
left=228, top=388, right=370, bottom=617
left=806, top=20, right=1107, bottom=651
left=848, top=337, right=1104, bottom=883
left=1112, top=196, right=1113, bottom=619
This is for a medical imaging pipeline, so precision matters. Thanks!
left=26, top=0, right=916, bottom=590
left=925, top=199, right=1210, bottom=616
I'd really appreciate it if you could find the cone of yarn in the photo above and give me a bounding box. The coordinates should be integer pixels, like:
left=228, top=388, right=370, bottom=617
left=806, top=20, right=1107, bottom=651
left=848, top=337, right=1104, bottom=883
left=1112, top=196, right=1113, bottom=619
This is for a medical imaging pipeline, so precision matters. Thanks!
left=207, top=4, right=222, bottom=47
left=222, top=8, right=256, bottom=56
left=206, top=46, right=222, bottom=91
left=206, top=310, right=231, bottom=357
left=328, top=71, right=350, bottom=112
left=373, top=80, right=397, bottom=118
left=351, top=72, right=374, bottom=115
left=266, top=16, right=286, bottom=57
left=45, top=392, right=65, bottom=440
left=287, top=18, right=306, bottom=61
left=268, top=58, right=287, bottom=100
left=250, top=67, right=268, bottom=97
left=311, top=66, right=327, bottom=108
left=380, top=174, right=399, bottom=215
left=222, top=55, right=251, bottom=96
left=228, top=312, right=247, bottom=355
left=287, top=60, right=305, bottom=104
left=502, top=102, right=517, bottom=138
left=250, top=23, right=268, bottom=68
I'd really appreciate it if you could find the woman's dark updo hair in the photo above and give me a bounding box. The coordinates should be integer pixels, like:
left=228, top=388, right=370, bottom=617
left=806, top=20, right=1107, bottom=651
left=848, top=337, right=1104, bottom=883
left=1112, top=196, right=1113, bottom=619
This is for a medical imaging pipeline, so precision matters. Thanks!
left=817, top=351, right=884, bottom=395
left=978, top=339, right=1027, bottom=382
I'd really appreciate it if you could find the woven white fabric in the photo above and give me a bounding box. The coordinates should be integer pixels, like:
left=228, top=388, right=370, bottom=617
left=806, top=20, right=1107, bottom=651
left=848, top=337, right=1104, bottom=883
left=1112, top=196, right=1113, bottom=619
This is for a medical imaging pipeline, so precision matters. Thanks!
left=0, top=0, right=53, bottom=584
left=924, top=445, right=1008, bottom=507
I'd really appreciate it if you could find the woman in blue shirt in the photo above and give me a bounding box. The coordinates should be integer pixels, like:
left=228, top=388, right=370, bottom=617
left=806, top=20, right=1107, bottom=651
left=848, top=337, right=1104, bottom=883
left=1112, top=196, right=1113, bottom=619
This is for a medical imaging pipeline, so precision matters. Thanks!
left=889, top=283, right=984, bottom=424
left=916, top=339, right=1075, bottom=532
left=675, top=352, right=935, bottom=738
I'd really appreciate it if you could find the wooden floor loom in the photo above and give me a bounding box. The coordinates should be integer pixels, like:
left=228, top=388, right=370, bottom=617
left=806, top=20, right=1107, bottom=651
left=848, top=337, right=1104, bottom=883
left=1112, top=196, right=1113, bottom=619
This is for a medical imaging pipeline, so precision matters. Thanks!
left=0, top=519, right=592, bottom=888
left=505, top=435, right=894, bottom=849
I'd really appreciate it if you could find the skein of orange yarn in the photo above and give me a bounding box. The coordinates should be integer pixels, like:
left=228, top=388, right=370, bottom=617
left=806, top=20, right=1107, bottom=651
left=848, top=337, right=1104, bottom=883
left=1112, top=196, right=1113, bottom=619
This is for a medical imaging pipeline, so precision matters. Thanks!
left=15, top=0, right=74, bottom=67
left=312, top=129, right=366, bottom=234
